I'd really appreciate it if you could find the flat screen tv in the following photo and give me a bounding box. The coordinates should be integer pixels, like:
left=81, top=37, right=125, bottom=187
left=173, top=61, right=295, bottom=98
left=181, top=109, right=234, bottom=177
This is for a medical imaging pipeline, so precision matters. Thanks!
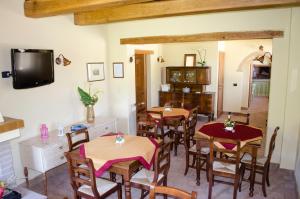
left=11, top=49, right=54, bottom=89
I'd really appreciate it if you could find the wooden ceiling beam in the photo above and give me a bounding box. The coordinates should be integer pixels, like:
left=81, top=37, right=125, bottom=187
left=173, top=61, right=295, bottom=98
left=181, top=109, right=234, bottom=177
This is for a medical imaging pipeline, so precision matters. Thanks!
left=120, top=31, right=284, bottom=44
left=74, top=0, right=300, bottom=25
left=24, top=0, right=155, bottom=18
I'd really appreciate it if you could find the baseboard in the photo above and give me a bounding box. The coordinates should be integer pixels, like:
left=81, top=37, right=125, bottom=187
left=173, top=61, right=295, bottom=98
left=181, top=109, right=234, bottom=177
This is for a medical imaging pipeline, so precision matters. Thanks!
left=241, top=107, right=248, bottom=110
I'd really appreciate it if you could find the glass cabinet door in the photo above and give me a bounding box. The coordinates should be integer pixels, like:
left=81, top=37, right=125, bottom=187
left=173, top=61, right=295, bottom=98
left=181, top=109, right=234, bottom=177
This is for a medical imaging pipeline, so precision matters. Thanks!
left=168, top=69, right=184, bottom=83
left=184, top=69, right=197, bottom=83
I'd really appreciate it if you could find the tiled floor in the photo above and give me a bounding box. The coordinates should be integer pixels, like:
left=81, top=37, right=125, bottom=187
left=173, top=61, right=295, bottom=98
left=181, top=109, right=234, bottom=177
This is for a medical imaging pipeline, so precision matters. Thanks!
left=21, top=96, right=298, bottom=198
left=22, top=147, right=297, bottom=199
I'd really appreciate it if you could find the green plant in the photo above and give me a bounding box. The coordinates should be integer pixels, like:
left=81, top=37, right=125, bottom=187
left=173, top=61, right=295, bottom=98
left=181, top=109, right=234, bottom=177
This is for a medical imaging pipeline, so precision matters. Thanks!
left=77, top=86, right=99, bottom=107
left=224, top=119, right=235, bottom=128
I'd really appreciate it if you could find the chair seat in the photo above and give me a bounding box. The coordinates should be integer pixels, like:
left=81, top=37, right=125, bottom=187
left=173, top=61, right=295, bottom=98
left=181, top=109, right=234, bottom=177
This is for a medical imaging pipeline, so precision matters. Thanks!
left=130, top=168, right=164, bottom=188
left=213, top=161, right=238, bottom=174
left=189, top=145, right=210, bottom=154
left=241, top=153, right=267, bottom=166
left=78, top=178, right=118, bottom=196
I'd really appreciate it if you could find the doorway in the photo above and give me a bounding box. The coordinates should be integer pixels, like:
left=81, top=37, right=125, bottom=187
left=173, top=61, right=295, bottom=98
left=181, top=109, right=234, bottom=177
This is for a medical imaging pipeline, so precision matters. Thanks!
left=135, top=53, right=147, bottom=117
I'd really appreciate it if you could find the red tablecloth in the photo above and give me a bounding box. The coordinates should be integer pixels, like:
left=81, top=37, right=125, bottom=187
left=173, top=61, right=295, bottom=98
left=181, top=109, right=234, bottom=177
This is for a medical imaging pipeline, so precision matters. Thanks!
left=198, top=122, right=263, bottom=150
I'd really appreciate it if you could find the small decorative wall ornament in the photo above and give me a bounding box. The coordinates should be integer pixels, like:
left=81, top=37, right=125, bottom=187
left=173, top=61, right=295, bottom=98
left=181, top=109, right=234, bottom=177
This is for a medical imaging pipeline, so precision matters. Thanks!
left=196, top=49, right=207, bottom=66
left=55, top=54, right=71, bottom=66
left=157, top=56, right=165, bottom=63
left=129, top=55, right=135, bottom=63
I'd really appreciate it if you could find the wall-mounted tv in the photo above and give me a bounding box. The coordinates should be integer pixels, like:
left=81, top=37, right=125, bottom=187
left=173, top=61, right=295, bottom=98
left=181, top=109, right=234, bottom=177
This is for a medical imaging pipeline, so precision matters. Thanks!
left=11, top=49, right=54, bottom=89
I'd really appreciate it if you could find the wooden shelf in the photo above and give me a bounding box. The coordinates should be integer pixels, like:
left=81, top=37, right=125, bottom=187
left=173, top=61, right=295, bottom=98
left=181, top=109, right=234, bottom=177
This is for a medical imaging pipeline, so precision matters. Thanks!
left=0, top=117, right=24, bottom=134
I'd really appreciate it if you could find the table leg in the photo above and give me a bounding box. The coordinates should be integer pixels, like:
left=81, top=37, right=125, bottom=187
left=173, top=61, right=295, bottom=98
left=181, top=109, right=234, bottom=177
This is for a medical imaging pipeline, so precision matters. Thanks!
left=24, top=167, right=29, bottom=187
left=249, top=147, right=257, bottom=197
left=124, top=173, right=132, bottom=199
left=44, top=172, right=48, bottom=196
left=196, top=153, right=201, bottom=186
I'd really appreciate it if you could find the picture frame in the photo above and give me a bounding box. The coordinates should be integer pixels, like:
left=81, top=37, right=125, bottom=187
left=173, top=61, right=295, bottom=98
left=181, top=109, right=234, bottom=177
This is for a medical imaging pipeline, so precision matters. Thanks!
left=113, top=62, right=124, bottom=78
left=184, top=54, right=196, bottom=67
left=87, top=62, right=105, bottom=81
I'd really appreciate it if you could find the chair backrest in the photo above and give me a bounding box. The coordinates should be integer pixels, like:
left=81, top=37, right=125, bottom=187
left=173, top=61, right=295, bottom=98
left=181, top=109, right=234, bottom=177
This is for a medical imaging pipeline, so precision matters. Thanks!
left=153, top=141, right=172, bottom=183
left=147, top=110, right=167, bottom=135
left=149, top=185, right=197, bottom=199
left=224, top=112, right=250, bottom=125
left=209, top=137, right=241, bottom=175
left=266, top=126, right=280, bottom=165
left=137, top=128, right=159, bottom=139
left=66, top=128, right=90, bottom=152
left=64, top=152, right=100, bottom=198
left=183, top=115, right=197, bottom=149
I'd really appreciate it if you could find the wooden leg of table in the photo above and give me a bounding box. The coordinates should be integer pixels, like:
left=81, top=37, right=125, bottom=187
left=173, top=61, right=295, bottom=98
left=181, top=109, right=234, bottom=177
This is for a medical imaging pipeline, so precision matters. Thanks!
left=196, top=153, right=201, bottom=186
left=24, top=167, right=29, bottom=187
left=124, top=173, right=132, bottom=199
left=44, top=172, right=48, bottom=196
left=249, top=147, right=257, bottom=197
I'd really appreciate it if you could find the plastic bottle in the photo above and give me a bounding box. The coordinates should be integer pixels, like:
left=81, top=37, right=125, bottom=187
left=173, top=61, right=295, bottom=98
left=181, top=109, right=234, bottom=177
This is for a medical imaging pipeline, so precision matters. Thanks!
left=40, top=124, right=49, bottom=140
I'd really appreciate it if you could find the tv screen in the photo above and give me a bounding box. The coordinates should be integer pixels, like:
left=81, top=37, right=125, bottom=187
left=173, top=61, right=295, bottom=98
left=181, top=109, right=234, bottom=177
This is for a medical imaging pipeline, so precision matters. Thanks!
left=11, top=49, right=54, bottom=89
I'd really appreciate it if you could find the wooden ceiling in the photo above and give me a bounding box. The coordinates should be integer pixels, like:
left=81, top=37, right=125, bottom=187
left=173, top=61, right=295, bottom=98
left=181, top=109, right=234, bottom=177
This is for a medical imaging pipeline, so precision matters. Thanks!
left=24, top=0, right=300, bottom=25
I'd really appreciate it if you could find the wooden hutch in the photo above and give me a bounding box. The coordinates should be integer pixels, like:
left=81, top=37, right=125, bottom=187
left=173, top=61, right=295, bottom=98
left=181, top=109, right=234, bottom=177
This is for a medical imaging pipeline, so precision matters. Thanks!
left=159, top=66, right=215, bottom=120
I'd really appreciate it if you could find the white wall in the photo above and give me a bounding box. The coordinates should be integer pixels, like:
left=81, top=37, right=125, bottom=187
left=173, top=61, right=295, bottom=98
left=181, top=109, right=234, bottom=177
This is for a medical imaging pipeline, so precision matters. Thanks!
left=106, top=8, right=300, bottom=170
left=222, top=40, right=272, bottom=111
left=161, top=42, right=219, bottom=116
left=0, top=0, right=108, bottom=183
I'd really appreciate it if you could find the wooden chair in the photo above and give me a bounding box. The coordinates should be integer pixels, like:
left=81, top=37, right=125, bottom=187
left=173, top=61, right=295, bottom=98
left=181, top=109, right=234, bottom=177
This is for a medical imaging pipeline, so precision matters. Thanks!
left=130, top=141, right=172, bottom=199
left=149, top=185, right=197, bottom=199
left=208, top=137, right=242, bottom=199
left=239, top=126, right=280, bottom=197
left=64, top=152, right=122, bottom=199
left=224, top=112, right=250, bottom=125
left=66, top=128, right=90, bottom=152
left=172, top=106, right=198, bottom=156
left=146, top=110, right=172, bottom=141
left=184, top=109, right=210, bottom=185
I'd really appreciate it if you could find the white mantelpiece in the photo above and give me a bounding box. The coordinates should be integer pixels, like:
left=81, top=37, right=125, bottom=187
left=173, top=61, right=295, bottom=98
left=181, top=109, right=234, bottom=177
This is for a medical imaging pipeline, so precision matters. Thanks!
left=0, top=117, right=24, bottom=143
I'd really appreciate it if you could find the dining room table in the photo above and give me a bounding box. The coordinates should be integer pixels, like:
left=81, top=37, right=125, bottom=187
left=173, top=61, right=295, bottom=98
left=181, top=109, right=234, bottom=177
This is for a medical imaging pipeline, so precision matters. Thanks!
left=149, top=107, right=190, bottom=120
left=78, top=134, right=160, bottom=199
left=194, top=122, right=263, bottom=197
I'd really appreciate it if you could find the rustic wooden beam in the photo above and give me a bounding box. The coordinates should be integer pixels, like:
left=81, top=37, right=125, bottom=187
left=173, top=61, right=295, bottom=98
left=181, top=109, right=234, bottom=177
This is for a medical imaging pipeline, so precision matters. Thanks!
left=120, top=31, right=284, bottom=44
left=24, top=0, right=155, bottom=18
left=74, top=0, right=300, bottom=25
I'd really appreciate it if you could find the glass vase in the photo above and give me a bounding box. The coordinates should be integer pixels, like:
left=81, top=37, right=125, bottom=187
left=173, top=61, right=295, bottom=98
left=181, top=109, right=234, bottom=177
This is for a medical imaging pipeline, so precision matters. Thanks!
left=86, top=105, right=95, bottom=123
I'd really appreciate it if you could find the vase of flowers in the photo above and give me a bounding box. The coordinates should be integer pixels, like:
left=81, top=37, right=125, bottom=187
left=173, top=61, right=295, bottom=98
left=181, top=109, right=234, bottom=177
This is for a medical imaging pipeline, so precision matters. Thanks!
left=78, top=86, right=100, bottom=123
left=224, top=115, right=235, bottom=132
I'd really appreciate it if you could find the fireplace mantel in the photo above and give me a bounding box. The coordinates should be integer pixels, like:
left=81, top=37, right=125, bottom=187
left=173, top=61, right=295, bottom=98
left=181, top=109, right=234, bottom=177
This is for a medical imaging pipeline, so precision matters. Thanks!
left=0, top=117, right=24, bottom=143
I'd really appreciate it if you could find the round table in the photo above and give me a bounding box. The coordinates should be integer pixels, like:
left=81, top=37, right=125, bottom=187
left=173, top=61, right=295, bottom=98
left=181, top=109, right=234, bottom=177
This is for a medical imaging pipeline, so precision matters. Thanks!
left=198, top=122, right=262, bottom=149
left=197, top=122, right=263, bottom=197
left=149, top=107, right=190, bottom=119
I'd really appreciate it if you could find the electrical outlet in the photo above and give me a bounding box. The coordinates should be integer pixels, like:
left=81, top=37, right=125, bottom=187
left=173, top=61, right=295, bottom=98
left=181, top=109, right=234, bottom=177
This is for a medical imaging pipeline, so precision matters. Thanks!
left=233, top=83, right=237, bottom=87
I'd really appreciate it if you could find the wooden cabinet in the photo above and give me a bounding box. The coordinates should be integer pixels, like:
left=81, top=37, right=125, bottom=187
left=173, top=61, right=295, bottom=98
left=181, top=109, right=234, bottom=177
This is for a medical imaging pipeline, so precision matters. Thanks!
left=161, top=66, right=214, bottom=120
left=159, top=91, right=215, bottom=119
left=166, top=67, right=211, bottom=85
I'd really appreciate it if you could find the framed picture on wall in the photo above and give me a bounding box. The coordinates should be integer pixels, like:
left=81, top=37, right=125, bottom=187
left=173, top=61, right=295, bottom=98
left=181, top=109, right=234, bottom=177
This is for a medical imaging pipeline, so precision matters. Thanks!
left=113, top=62, right=124, bottom=78
left=184, top=54, right=196, bottom=67
left=87, top=62, right=105, bottom=81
